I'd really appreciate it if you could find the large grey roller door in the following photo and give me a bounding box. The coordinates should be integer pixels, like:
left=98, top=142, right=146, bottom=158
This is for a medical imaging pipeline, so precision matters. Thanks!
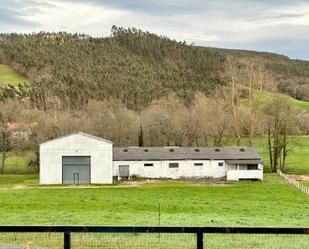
left=62, top=156, right=90, bottom=184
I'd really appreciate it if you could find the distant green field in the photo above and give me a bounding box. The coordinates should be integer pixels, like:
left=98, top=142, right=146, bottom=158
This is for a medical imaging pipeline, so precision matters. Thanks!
left=259, top=90, right=309, bottom=111
left=292, top=98, right=309, bottom=110
left=0, top=64, right=27, bottom=86
left=252, top=136, right=309, bottom=174
left=2, top=151, right=34, bottom=174
left=240, top=85, right=309, bottom=111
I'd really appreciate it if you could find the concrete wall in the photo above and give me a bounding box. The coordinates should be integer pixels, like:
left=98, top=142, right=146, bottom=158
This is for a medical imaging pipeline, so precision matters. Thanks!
left=226, top=164, right=263, bottom=181
left=40, top=134, right=113, bottom=184
left=113, top=159, right=228, bottom=179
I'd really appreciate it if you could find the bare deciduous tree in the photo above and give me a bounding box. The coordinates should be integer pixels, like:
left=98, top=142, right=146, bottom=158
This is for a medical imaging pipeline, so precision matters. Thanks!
left=243, top=61, right=270, bottom=145
left=224, top=56, right=243, bottom=145
left=264, top=96, right=299, bottom=172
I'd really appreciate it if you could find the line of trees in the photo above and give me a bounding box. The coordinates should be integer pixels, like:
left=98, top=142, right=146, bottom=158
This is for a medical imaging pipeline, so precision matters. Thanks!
left=0, top=88, right=307, bottom=173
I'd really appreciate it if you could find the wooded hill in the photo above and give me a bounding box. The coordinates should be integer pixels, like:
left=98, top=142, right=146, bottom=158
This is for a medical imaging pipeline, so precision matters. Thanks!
left=0, top=26, right=308, bottom=110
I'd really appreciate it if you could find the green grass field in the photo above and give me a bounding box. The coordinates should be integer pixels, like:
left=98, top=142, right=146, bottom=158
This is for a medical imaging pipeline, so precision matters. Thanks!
left=0, top=64, right=27, bottom=86
left=0, top=174, right=307, bottom=226
left=0, top=174, right=309, bottom=248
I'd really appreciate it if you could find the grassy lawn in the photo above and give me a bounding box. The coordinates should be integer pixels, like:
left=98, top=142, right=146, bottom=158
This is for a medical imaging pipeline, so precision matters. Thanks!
left=0, top=64, right=27, bottom=86
left=0, top=174, right=308, bottom=248
left=0, top=174, right=38, bottom=187
left=0, top=174, right=308, bottom=227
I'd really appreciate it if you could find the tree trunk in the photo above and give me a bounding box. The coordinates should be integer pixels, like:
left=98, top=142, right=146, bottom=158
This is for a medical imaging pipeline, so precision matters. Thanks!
left=282, top=121, right=287, bottom=173
left=273, top=110, right=280, bottom=173
left=0, top=152, right=6, bottom=174
left=203, top=132, right=208, bottom=146
left=268, top=123, right=273, bottom=172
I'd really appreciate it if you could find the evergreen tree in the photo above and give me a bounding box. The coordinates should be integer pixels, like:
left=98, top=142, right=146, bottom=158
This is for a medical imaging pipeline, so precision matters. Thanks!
left=138, top=125, right=144, bottom=147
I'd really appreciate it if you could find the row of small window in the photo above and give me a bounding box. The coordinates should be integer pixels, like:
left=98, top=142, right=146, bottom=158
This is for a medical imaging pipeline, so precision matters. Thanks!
left=144, top=162, right=224, bottom=168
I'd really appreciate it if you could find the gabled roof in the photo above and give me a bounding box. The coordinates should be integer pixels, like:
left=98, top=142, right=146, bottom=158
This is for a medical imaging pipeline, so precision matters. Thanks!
left=40, top=132, right=113, bottom=145
left=113, top=146, right=262, bottom=161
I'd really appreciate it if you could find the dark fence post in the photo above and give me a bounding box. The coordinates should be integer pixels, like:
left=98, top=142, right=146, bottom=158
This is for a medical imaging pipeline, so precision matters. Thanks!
left=64, top=231, right=71, bottom=249
left=196, top=231, right=203, bottom=249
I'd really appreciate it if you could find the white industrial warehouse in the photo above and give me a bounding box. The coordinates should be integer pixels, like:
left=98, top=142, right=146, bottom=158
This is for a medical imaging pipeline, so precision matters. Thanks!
left=40, top=132, right=263, bottom=184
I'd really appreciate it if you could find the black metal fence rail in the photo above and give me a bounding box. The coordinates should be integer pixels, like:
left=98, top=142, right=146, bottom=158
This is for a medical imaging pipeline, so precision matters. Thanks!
left=0, top=226, right=308, bottom=249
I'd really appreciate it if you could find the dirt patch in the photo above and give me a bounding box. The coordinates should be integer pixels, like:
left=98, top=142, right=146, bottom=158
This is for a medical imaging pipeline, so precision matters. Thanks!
left=0, top=245, right=54, bottom=249
left=116, top=178, right=229, bottom=187
left=1, top=178, right=230, bottom=189
left=116, top=179, right=161, bottom=187
left=289, top=174, right=309, bottom=182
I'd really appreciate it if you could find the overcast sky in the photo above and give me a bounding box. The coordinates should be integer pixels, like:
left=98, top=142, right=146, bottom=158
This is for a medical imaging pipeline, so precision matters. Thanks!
left=1, top=0, right=309, bottom=60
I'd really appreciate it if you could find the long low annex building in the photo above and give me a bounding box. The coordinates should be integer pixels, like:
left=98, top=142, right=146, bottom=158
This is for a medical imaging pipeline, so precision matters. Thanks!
left=40, top=132, right=263, bottom=184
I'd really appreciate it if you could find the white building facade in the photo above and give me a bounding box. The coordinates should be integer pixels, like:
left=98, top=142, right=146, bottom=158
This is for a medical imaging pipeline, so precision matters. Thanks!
left=113, top=160, right=228, bottom=179
left=40, top=133, right=263, bottom=184
left=113, top=147, right=263, bottom=181
left=40, top=133, right=113, bottom=184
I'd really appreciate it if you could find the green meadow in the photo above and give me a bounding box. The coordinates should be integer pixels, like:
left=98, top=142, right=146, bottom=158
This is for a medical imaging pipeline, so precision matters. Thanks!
left=0, top=64, right=27, bottom=86
left=0, top=174, right=308, bottom=248
left=0, top=174, right=308, bottom=226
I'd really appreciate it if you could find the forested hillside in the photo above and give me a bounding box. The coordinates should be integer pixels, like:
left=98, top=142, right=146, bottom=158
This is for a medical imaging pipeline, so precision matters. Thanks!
left=0, top=26, right=308, bottom=110
left=0, top=27, right=308, bottom=174
left=0, top=27, right=224, bottom=110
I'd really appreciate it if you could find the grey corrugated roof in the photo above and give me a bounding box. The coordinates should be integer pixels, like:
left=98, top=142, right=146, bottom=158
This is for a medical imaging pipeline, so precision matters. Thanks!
left=113, top=146, right=262, bottom=161
left=225, top=159, right=262, bottom=164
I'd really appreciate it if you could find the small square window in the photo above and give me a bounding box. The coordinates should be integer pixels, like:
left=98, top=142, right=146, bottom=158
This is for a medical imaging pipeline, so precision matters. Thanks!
left=218, top=162, right=224, bottom=167
left=144, top=163, right=154, bottom=167
left=169, top=163, right=179, bottom=168
left=248, top=164, right=258, bottom=170
left=194, top=163, right=203, bottom=166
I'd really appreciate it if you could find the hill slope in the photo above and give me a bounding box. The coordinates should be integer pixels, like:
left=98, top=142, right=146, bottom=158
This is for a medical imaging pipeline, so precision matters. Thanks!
left=0, top=27, right=308, bottom=109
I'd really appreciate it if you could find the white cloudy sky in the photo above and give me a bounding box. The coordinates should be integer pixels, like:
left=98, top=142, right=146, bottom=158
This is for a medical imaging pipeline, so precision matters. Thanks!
left=1, top=0, right=309, bottom=59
